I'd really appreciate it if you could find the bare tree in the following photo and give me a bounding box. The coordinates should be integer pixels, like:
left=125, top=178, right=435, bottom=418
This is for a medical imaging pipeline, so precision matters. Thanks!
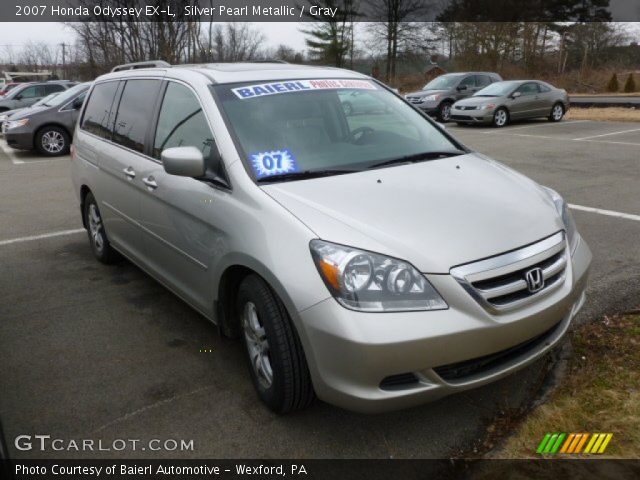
left=367, top=0, right=433, bottom=82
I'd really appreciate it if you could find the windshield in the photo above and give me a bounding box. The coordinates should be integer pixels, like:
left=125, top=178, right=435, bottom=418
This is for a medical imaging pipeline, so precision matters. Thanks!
left=46, top=83, right=89, bottom=107
left=214, top=78, right=461, bottom=182
left=423, top=75, right=462, bottom=90
left=474, top=81, right=520, bottom=97
left=34, top=92, right=60, bottom=107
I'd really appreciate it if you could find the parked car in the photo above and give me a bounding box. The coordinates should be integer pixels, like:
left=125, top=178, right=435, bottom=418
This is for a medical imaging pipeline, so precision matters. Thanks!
left=405, top=72, right=502, bottom=122
left=451, top=80, right=570, bottom=127
left=0, top=92, right=61, bottom=132
left=0, top=82, right=22, bottom=97
left=0, top=81, right=76, bottom=113
left=71, top=62, right=591, bottom=414
left=3, top=83, right=90, bottom=155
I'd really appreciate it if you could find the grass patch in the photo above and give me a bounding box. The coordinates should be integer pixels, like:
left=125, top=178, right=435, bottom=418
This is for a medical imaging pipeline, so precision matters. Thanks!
left=494, top=313, right=640, bottom=458
left=566, top=107, right=640, bottom=122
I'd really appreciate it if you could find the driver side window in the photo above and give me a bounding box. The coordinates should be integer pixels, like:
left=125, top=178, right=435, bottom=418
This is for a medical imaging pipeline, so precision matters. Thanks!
left=153, top=82, right=214, bottom=162
left=459, top=76, right=475, bottom=88
left=516, top=83, right=539, bottom=96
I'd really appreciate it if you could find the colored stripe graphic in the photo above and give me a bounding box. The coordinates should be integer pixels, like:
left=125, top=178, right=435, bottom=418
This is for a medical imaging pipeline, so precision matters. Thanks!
left=537, top=433, right=613, bottom=454
left=598, top=433, right=613, bottom=454
left=574, top=433, right=589, bottom=453
left=560, top=433, right=575, bottom=453
left=536, top=433, right=552, bottom=454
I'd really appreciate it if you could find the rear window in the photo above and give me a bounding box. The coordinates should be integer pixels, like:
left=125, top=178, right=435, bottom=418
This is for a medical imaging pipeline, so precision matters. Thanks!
left=81, top=81, right=120, bottom=140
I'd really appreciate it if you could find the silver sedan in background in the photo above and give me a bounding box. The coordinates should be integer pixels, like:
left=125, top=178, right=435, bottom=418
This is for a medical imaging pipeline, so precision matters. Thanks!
left=451, top=80, right=570, bottom=127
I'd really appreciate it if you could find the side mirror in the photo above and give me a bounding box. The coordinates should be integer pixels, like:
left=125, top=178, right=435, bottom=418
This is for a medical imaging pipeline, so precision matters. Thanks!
left=15, top=94, right=23, bottom=100
left=72, top=97, right=84, bottom=110
left=161, top=146, right=205, bottom=177
left=511, top=91, right=522, bottom=99
left=457, top=85, right=467, bottom=91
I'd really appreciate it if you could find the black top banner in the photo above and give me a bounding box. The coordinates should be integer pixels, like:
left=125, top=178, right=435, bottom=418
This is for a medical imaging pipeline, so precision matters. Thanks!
left=1, top=0, right=640, bottom=22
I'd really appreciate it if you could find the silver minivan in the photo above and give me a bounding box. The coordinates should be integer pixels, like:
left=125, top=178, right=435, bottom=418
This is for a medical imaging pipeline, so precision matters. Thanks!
left=71, top=62, right=592, bottom=414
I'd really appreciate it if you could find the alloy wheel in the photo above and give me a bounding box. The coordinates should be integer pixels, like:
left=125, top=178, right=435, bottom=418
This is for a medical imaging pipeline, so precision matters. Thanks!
left=243, top=301, right=273, bottom=389
left=41, top=131, right=65, bottom=154
left=88, top=204, right=104, bottom=254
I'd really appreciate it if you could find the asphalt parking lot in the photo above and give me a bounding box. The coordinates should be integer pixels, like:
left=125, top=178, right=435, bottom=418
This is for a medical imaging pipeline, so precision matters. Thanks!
left=1, top=119, right=638, bottom=459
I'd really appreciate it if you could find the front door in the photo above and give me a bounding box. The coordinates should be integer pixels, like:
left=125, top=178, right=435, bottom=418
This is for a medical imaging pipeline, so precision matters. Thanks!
left=137, top=81, right=228, bottom=312
left=509, top=82, right=540, bottom=119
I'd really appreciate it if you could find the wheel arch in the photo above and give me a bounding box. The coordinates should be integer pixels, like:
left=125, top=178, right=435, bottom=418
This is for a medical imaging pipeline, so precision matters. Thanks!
left=214, top=255, right=301, bottom=340
left=79, top=185, right=92, bottom=229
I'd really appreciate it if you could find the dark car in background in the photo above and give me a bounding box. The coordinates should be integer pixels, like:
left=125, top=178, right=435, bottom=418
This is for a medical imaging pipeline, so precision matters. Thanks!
left=451, top=80, right=570, bottom=127
left=0, top=81, right=76, bottom=112
left=3, top=82, right=91, bottom=156
left=405, top=72, right=502, bottom=122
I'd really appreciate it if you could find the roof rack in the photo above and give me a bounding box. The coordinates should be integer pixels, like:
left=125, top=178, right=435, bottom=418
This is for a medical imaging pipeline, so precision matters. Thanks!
left=111, top=60, right=171, bottom=73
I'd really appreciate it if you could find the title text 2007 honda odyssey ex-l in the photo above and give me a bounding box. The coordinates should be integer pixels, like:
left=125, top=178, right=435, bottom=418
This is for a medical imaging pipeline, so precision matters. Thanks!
left=71, top=62, right=592, bottom=414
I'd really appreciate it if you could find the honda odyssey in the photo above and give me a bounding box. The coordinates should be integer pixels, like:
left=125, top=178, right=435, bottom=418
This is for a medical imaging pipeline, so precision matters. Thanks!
left=71, top=62, right=591, bottom=414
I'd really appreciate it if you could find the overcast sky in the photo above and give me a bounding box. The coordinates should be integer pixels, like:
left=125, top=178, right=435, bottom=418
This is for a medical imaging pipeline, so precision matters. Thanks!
left=1, top=21, right=638, bottom=60
left=0, top=22, right=307, bottom=51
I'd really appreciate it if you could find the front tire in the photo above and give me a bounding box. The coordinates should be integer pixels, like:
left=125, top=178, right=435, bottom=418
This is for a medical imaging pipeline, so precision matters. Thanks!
left=237, top=274, right=315, bottom=413
left=35, top=126, right=70, bottom=156
left=493, top=107, right=509, bottom=127
left=83, top=192, right=117, bottom=264
left=549, top=103, right=564, bottom=122
left=437, top=101, right=453, bottom=122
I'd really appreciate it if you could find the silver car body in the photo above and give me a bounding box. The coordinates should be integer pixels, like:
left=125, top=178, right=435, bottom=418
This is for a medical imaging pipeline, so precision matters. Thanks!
left=71, top=64, right=591, bottom=413
left=451, top=80, right=570, bottom=125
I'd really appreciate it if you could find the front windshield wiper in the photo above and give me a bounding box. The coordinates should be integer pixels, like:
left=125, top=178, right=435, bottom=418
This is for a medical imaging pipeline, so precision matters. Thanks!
left=367, top=150, right=466, bottom=170
left=256, top=168, right=358, bottom=183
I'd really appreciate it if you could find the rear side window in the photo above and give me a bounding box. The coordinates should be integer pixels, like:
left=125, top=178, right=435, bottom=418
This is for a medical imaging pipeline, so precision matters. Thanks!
left=81, top=81, right=120, bottom=140
left=153, top=82, right=214, bottom=161
left=538, top=83, right=551, bottom=92
left=45, top=84, right=65, bottom=94
left=112, top=79, right=161, bottom=153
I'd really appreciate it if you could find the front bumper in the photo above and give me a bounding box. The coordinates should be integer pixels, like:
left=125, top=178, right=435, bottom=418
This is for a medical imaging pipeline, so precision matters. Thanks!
left=297, top=237, right=592, bottom=413
left=4, top=128, right=33, bottom=150
left=450, top=107, right=494, bottom=124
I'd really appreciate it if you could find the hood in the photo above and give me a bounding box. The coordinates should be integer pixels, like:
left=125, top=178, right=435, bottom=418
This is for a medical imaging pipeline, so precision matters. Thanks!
left=405, top=89, right=448, bottom=98
left=0, top=107, right=25, bottom=119
left=8, top=105, right=50, bottom=120
left=262, top=153, right=562, bottom=273
left=455, top=96, right=503, bottom=107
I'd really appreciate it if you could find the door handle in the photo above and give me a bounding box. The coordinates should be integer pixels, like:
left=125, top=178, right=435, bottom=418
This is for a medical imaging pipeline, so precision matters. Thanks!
left=142, top=176, right=158, bottom=190
left=123, top=166, right=136, bottom=179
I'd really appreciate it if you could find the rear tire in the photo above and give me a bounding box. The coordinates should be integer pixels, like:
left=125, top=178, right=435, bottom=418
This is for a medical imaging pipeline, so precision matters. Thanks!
left=493, top=107, right=509, bottom=127
left=549, top=103, right=564, bottom=122
left=35, top=126, right=70, bottom=156
left=83, top=192, right=118, bottom=264
left=237, top=274, right=315, bottom=413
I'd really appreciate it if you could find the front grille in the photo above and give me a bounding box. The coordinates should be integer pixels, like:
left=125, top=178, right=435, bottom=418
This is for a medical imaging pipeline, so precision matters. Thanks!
left=433, top=321, right=561, bottom=382
left=406, top=97, right=422, bottom=104
left=451, top=232, right=567, bottom=313
left=458, top=106, right=478, bottom=111
left=451, top=114, right=473, bottom=121
left=380, top=373, right=420, bottom=390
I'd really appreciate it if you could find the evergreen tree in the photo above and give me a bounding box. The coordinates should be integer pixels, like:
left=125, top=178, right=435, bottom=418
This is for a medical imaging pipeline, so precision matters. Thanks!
left=623, top=73, right=636, bottom=93
left=606, top=73, right=619, bottom=92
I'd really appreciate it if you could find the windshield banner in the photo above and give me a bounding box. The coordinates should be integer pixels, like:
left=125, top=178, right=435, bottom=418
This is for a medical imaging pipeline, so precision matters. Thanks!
left=232, top=79, right=376, bottom=100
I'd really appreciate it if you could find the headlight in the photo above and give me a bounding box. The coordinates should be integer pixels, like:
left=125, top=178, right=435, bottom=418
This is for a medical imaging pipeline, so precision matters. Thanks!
left=6, top=118, right=28, bottom=130
left=542, top=187, right=579, bottom=254
left=482, top=103, right=496, bottom=110
left=422, top=94, right=440, bottom=102
left=310, top=240, right=448, bottom=312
